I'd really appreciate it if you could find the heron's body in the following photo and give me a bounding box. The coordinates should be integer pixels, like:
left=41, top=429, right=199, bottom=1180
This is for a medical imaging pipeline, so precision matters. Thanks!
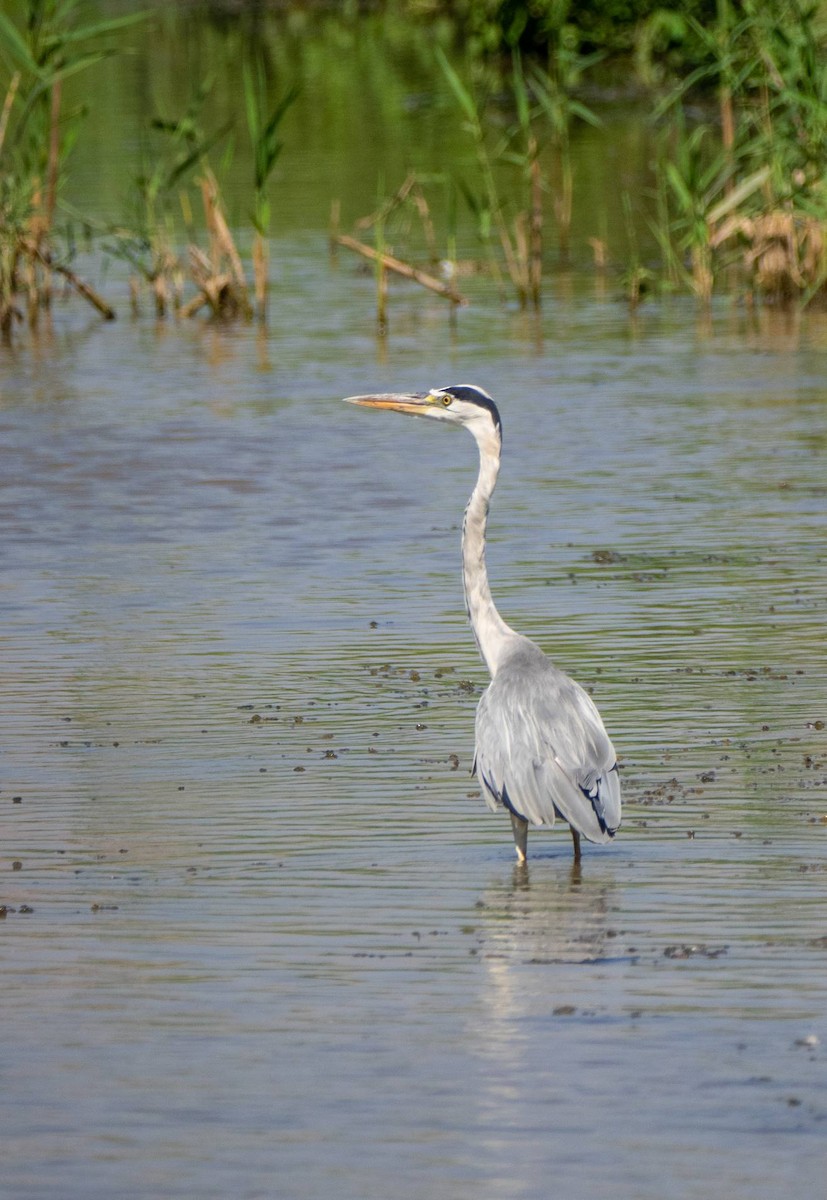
left=345, top=384, right=621, bottom=861
left=475, top=635, right=620, bottom=860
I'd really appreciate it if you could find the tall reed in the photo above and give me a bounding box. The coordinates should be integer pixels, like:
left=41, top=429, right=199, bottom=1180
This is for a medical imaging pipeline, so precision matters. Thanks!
left=0, top=1, right=142, bottom=335
left=651, top=0, right=827, bottom=305
left=243, top=54, right=298, bottom=321
left=435, top=37, right=601, bottom=308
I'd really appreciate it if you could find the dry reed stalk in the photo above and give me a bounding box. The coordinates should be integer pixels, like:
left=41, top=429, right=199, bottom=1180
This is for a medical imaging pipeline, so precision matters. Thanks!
left=132, top=246, right=180, bottom=318
left=178, top=291, right=206, bottom=320
left=189, top=173, right=252, bottom=319
left=588, top=237, right=608, bottom=269
left=21, top=78, right=66, bottom=318
left=690, top=244, right=713, bottom=304
left=24, top=251, right=39, bottom=326
left=355, top=174, right=440, bottom=266
left=25, top=199, right=49, bottom=321
left=45, top=80, right=62, bottom=232
left=329, top=199, right=341, bottom=261
left=513, top=213, right=530, bottom=308
left=186, top=245, right=249, bottom=320
left=21, top=238, right=115, bottom=319
left=200, top=173, right=247, bottom=292
left=0, top=298, right=22, bottom=338
left=186, top=245, right=215, bottom=313
left=253, top=232, right=268, bottom=320
left=182, top=172, right=253, bottom=319
left=376, top=251, right=388, bottom=333
left=529, top=147, right=543, bottom=308
left=356, top=173, right=417, bottom=233
left=0, top=72, right=21, bottom=156
left=750, top=213, right=824, bottom=301
left=153, top=273, right=169, bottom=318
left=720, top=84, right=735, bottom=200
left=495, top=217, right=525, bottom=305
left=715, top=210, right=825, bottom=303
left=0, top=234, right=21, bottom=337
left=409, top=182, right=439, bottom=266
left=335, top=234, right=468, bottom=306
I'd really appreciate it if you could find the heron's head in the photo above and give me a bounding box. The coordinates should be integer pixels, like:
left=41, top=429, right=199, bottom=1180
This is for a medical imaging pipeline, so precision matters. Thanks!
left=344, top=384, right=502, bottom=441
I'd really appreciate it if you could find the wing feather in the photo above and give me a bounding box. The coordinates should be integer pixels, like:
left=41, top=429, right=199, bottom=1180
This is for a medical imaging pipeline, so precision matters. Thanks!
left=474, top=639, right=621, bottom=844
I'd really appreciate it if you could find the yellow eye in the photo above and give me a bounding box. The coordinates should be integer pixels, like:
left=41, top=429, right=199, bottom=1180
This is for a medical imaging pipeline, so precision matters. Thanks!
left=441, top=394, right=452, bottom=407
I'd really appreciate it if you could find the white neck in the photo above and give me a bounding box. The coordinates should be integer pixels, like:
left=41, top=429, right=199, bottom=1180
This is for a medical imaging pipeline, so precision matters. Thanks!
left=462, top=423, right=516, bottom=676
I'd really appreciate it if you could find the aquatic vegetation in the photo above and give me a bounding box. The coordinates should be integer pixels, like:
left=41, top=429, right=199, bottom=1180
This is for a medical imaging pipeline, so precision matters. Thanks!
left=2, top=1, right=827, bottom=341
left=425, top=0, right=827, bottom=308
left=243, top=54, right=299, bottom=320
left=181, top=170, right=252, bottom=320
left=648, top=0, right=827, bottom=305
left=1, top=5, right=300, bottom=333
left=333, top=173, right=467, bottom=331
left=0, top=0, right=137, bottom=335
left=435, top=40, right=603, bottom=308
left=435, top=44, right=530, bottom=304
left=109, top=63, right=297, bottom=323
left=105, top=73, right=256, bottom=320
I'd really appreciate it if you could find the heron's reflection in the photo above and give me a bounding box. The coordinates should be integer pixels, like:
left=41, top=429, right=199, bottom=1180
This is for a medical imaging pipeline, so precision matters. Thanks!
left=468, top=858, right=619, bottom=1063
left=477, top=860, right=612, bottom=964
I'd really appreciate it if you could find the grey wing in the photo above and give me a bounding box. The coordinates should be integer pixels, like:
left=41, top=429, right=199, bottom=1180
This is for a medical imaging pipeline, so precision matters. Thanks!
left=474, top=657, right=621, bottom=844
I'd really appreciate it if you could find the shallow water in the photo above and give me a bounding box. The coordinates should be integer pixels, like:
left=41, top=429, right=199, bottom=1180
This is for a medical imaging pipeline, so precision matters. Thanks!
left=2, top=257, right=825, bottom=1198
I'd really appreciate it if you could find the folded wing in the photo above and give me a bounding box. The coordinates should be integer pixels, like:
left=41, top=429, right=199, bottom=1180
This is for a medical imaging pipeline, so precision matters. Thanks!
left=474, top=640, right=621, bottom=844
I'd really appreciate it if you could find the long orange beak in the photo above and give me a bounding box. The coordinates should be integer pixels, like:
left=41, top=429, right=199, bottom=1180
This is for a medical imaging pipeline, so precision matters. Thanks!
left=343, top=392, right=435, bottom=415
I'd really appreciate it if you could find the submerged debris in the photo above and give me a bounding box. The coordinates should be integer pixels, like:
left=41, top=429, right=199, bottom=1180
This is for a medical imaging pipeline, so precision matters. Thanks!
left=663, top=944, right=728, bottom=959
left=793, top=1034, right=820, bottom=1049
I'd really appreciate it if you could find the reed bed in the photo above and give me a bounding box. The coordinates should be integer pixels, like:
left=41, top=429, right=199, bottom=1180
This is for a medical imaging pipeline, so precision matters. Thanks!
left=1, top=1, right=826, bottom=342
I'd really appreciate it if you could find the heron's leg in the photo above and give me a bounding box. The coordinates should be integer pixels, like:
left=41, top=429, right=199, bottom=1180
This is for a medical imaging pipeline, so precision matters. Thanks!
left=570, top=826, right=582, bottom=863
left=510, top=813, right=528, bottom=862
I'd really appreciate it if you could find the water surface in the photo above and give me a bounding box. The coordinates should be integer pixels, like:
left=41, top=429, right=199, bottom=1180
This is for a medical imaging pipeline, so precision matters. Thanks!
left=1, top=13, right=826, bottom=1195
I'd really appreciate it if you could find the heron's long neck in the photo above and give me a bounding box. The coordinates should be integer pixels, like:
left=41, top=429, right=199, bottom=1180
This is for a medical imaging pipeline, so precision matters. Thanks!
left=462, top=430, right=515, bottom=677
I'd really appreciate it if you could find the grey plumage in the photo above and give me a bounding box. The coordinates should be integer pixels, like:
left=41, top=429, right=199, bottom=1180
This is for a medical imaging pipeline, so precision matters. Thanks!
left=344, top=383, right=621, bottom=861
left=474, top=637, right=621, bottom=842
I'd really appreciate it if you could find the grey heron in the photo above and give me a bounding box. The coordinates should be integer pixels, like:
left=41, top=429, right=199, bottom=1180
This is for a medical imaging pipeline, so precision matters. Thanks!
left=344, top=384, right=621, bottom=862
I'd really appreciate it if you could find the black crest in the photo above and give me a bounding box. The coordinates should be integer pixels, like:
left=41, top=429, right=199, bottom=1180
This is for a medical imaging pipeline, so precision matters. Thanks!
left=439, top=384, right=502, bottom=436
